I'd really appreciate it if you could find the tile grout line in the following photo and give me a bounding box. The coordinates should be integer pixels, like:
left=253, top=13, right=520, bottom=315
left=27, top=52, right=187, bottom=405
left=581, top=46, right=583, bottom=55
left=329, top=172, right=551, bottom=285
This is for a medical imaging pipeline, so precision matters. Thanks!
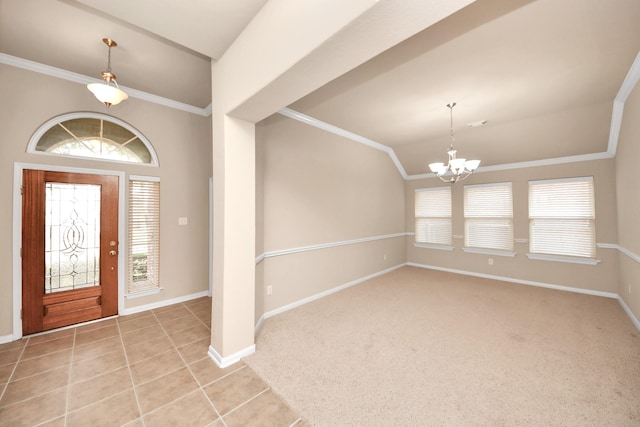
left=0, top=338, right=29, bottom=404
left=63, top=328, right=77, bottom=427
left=116, top=316, right=147, bottom=427
left=155, top=303, right=228, bottom=426
left=221, top=386, right=272, bottom=419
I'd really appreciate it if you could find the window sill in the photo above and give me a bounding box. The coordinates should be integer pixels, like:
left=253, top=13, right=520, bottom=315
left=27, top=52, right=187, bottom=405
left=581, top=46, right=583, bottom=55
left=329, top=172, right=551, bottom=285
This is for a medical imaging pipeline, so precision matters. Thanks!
left=414, top=243, right=454, bottom=251
left=463, top=247, right=516, bottom=257
left=526, top=253, right=600, bottom=265
left=126, top=287, right=163, bottom=299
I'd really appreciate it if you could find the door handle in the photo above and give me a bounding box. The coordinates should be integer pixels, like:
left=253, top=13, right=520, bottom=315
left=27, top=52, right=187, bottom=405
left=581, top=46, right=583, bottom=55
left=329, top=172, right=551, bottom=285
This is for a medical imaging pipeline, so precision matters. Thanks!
left=109, top=250, right=117, bottom=256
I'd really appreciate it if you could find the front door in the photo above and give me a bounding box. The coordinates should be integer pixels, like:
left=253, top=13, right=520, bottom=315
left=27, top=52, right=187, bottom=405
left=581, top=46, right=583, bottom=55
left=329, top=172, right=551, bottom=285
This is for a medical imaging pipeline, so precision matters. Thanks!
left=22, top=170, right=119, bottom=335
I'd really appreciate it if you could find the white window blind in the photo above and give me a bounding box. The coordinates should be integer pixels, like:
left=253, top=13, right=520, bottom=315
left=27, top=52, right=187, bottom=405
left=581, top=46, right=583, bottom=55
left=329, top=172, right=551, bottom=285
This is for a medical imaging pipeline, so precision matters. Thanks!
left=128, top=177, right=160, bottom=294
left=415, top=187, right=451, bottom=246
left=464, top=182, right=513, bottom=251
left=529, top=176, right=595, bottom=258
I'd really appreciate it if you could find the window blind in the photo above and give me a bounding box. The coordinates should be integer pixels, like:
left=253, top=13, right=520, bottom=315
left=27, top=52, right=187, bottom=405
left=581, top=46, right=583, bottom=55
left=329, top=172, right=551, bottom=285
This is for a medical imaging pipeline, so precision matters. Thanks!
left=128, top=177, right=160, bottom=294
left=529, top=176, right=595, bottom=258
left=464, top=182, right=513, bottom=251
left=415, top=187, right=451, bottom=246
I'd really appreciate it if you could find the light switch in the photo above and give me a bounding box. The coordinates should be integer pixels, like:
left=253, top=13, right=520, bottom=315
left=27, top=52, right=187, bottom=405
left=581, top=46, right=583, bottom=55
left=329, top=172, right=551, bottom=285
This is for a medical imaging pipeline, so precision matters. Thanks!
left=178, top=217, right=188, bottom=226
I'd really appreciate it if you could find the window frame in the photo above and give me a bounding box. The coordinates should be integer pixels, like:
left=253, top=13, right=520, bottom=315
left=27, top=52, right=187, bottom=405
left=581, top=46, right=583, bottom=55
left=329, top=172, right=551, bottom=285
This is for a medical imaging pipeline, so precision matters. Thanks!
left=463, top=182, right=515, bottom=256
left=414, top=186, right=453, bottom=250
left=527, top=176, right=598, bottom=264
left=127, top=175, right=161, bottom=297
left=28, top=112, right=159, bottom=166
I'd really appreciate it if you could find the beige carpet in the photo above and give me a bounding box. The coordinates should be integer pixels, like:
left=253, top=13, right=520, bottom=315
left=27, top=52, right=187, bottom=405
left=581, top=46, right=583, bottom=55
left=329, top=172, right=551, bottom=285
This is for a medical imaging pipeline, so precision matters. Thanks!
left=244, top=266, right=640, bottom=426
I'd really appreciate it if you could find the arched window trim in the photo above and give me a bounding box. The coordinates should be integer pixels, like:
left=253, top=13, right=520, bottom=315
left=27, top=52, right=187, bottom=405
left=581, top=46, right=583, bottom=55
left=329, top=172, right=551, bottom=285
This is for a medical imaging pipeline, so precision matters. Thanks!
left=28, top=112, right=159, bottom=166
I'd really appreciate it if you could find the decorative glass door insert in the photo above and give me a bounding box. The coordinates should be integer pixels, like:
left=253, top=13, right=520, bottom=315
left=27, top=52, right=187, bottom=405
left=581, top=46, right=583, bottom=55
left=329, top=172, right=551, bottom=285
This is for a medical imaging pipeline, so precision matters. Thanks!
left=45, top=182, right=101, bottom=293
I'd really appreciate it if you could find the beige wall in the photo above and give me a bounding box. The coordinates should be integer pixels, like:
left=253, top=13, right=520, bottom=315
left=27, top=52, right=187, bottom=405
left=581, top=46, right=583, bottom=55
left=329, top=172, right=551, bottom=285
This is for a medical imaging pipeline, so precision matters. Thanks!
left=406, top=159, right=620, bottom=294
left=0, top=65, right=212, bottom=337
left=255, top=114, right=406, bottom=317
left=616, top=81, right=640, bottom=321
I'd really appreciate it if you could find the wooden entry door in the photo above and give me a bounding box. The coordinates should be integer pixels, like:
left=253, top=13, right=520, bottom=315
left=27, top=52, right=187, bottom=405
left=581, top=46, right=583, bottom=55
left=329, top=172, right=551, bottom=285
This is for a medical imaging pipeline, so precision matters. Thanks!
left=22, top=170, right=119, bottom=335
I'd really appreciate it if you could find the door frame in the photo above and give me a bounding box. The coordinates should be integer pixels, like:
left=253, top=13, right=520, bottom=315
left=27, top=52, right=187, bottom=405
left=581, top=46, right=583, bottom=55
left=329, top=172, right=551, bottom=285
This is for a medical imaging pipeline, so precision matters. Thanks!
left=12, top=162, right=125, bottom=340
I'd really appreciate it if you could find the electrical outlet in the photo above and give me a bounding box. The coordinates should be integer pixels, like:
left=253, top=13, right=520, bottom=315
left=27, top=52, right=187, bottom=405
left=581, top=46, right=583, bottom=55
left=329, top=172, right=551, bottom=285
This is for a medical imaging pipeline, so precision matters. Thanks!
left=267, top=285, right=273, bottom=295
left=488, top=258, right=494, bottom=265
left=384, top=254, right=387, bottom=261
left=629, top=284, right=632, bottom=295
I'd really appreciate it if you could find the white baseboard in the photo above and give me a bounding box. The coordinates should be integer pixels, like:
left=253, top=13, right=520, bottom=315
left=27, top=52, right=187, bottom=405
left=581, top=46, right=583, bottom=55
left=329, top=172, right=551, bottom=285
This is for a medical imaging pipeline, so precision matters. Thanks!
left=208, top=344, right=256, bottom=368
left=617, top=296, right=640, bottom=332
left=0, top=334, right=14, bottom=344
left=406, top=262, right=618, bottom=299
left=255, top=263, right=406, bottom=334
left=120, top=290, right=209, bottom=316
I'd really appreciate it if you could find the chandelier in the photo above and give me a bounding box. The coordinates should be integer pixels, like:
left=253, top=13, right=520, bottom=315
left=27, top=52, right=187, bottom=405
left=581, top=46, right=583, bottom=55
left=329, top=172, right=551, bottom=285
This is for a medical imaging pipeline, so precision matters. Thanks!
left=87, top=38, right=128, bottom=107
left=428, top=103, right=480, bottom=183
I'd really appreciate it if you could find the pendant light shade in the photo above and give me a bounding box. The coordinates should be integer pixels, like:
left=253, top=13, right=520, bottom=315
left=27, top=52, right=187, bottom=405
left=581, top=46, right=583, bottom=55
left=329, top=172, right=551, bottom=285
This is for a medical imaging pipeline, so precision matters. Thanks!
left=87, top=38, right=128, bottom=107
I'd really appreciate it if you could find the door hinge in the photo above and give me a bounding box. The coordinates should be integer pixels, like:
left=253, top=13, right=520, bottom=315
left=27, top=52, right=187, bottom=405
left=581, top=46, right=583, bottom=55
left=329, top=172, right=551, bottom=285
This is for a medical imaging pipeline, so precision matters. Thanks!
left=20, top=247, right=22, bottom=258
left=20, top=309, right=23, bottom=320
left=20, top=185, right=24, bottom=195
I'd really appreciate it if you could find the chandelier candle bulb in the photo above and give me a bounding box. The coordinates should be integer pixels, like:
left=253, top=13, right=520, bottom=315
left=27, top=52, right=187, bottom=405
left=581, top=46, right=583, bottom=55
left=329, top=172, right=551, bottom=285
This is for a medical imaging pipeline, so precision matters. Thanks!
left=428, top=102, right=481, bottom=183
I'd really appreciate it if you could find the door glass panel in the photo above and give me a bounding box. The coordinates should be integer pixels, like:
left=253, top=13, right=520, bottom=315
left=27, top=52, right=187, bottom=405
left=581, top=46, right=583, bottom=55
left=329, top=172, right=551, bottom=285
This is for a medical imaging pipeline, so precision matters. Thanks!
left=45, top=182, right=101, bottom=293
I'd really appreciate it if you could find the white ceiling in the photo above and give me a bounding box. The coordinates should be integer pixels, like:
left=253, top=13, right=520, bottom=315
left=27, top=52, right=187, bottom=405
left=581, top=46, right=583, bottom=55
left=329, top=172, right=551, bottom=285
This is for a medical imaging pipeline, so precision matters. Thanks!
left=2, top=0, right=639, bottom=174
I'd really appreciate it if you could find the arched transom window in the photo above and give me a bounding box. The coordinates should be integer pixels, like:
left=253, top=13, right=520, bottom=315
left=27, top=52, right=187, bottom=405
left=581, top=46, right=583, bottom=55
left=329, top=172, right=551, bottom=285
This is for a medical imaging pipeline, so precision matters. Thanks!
left=29, top=112, right=158, bottom=165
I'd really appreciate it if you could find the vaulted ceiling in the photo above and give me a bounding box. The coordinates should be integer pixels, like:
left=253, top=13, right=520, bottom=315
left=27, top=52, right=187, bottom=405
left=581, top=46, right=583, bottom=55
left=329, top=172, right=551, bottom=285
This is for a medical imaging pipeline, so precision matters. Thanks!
left=2, top=0, right=639, bottom=175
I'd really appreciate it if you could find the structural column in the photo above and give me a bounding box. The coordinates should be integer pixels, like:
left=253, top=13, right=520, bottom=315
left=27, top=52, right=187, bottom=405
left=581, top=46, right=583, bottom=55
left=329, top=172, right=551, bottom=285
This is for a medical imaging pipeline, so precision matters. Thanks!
left=209, top=113, right=256, bottom=367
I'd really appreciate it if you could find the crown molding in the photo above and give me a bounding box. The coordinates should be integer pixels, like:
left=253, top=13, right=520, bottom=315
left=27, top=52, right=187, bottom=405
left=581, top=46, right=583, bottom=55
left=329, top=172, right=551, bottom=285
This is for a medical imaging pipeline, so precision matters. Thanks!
left=279, top=49, right=640, bottom=180
left=608, top=50, right=640, bottom=156
left=280, top=106, right=618, bottom=182
left=0, top=53, right=211, bottom=116
left=278, top=108, right=409, bottom=179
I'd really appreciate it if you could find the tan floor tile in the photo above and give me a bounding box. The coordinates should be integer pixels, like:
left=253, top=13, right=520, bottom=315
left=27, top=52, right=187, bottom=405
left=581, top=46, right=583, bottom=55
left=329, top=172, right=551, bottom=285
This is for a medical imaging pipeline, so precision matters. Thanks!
left=70, top=348, right=126, bottom=383
left=21, top=335, right=74, bottom=360
left=121, top=324, right=166, bottom=347
left=0, top=363, right=15, bottom=385
left=0, top=348, right=24, bottom=367
left=291, top=418, right=310, bottom=427
left=143, top=390, right=219, bottom=427
left=0, top=387, right=67, bottom=427
left=0, top=339, right=27, bottom=352
left=118, top=314, right=160, bottom=334
left=204, top=366, right=269, bottom=415
left=38, top=416, right=66, bottom=426
left=122, top=419, right=145, bottom=427
left=183, top=296, right=211, bottom=308
left=223, top=390, right=299, bottom=427
left=66, top=389, right=140, bottom=427
left=67, top=366, right=133, bottom=411
left=1, top=365, right=69, bottom=407
left=177, top=338, right=210, bottom=364
left=73, top=317, right=117, bottom=334
left=135, top=367, right=199, bottom=414
left=194, top=310, right=212, bottom=324
left=74, top=324, right=119, bottom=346
left=189, top=358, right=243, bottom=387
left=125, top=335, right=174, bottom=365
left=187, top=306, right=211, bottom=319
left=205, top=419, right=226, bottom=427
left=118, top=310, right=154, bottom=325
left=130, top=349, right=185, bottom=385
left=168, top=323, right=210, bottom=347
left=162, top=314, right=203, bottom=334
left=153, top=303, right=186, bottom=314
left=11, top=348, right=72, bottom=380
left=155, top=306, right=191, bottom=322
left=73, top=335, right=123, bottom=362
left=25, top=328, right=73, bottom=346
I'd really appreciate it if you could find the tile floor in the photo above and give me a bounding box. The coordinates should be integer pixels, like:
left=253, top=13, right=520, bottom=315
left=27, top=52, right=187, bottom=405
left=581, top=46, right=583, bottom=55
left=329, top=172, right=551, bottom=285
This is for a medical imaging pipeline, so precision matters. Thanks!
left=0, top=297, right=306, bottom=427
